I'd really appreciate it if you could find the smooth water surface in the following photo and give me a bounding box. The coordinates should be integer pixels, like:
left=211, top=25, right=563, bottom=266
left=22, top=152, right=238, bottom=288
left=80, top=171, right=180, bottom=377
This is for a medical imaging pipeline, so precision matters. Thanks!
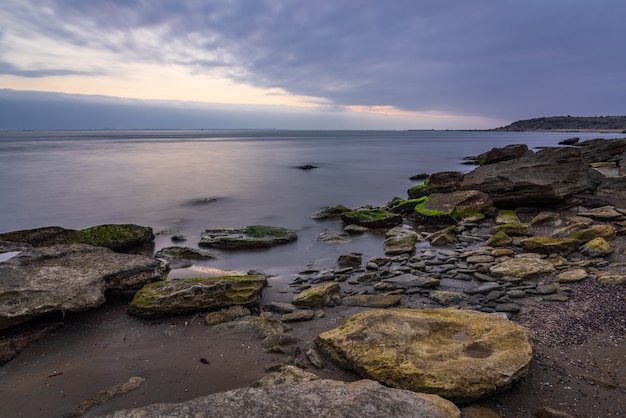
left=0, top=129, right=620, bottom=274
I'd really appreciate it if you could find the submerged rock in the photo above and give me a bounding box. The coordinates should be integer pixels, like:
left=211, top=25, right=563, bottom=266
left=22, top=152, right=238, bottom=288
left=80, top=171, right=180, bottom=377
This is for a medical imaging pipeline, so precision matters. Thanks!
left=341, top=208, right=402, bottom=229
left=0, top=243, right=168, bottom=330
left=99, top=379, right=460, bottom=418
left=315, top=308, right=533, bottom=404
left=199, top=225, right=297, bottom=249
left=154, top=246, right=220, bottom=262
left=128, top=275, right=267, bottom=318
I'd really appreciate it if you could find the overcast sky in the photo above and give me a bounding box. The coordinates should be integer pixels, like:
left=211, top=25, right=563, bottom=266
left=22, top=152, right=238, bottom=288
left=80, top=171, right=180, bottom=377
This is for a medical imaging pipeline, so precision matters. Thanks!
left=1, top=1, right=624, bottom=130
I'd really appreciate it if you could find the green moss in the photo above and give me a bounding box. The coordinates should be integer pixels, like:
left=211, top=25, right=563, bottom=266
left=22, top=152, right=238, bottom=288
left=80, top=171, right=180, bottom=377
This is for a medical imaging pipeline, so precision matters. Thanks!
left=414, top=196, right=448, bottom=217
left=245, top=225, right=291, bottom=238
left=75, top=224, right=153, bottom=250
left=407, top=179, right=430, bottom=199
left=344, top=209, right=390, bottom=221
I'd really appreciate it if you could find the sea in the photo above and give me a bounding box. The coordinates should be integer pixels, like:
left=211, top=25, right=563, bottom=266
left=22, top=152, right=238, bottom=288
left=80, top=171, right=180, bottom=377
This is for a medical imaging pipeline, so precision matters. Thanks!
left=1, top=129, right=622, bottom=278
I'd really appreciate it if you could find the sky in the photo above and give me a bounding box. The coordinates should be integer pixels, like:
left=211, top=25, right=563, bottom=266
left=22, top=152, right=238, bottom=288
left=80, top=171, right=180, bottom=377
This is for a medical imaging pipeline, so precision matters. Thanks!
left=0, top=0, right=624, bottom=130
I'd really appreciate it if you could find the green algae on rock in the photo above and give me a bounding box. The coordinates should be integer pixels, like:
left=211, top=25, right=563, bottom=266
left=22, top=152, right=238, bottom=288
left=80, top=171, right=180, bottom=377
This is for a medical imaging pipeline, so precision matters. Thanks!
left=315, top=308, right=533, bottom=404
left=128, top=275, right=267, bottom=318
left=75, top=224, right=155, bottom=251
left=292, top=282, right=341, bottom=308
left=341, top=208, right=402, bottom=229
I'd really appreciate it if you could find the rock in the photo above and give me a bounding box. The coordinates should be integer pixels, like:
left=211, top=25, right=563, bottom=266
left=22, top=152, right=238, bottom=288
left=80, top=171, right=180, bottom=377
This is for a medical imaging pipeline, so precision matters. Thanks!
left=530, top=212, right=563, bottom=227
left=292, top=282, right=341, bottom=308
left=0, top=224, right=155, bottom=252
left=520, top=236, right=582, bottom=255
left=384, top=227, right=421, bottom=255
left=154, top=246, right=220, bottom=262
left=577, top=137, right=626, bottom=164
left=466, top=281, right=501, bottom=294
left=297, top=164, right=317, bottom=170
left=317, top=230, right=352, bottom=244
left=204, top=306, right=251, bottom=326
left=466, top=255, right=495, bottom=264
left=491, top=223, right=534, bottom=237
left=559, top=137, right=580, bottom=145
left=579, top=237, right=613, bottom=257
left=595, top=177, right=626, bottom=201
left=555, top=269, right=588, bottom=283
left=495, top=209, right=520, bottom=224
left=250, top=365, right=319, bottom=387
left=315, top=308, right=533, bottom=404
left=0, top=243, right=169, bottom=330
left=99, top=379, right=460, bottom=418
left=338, top=253, right=362, bottom=268
left=413, top=191, right=493, bottom=224
left=485, top=231, right=512, bottom=247
left=476, top=143, right=533, bottom=165
left=578, top=205, right=624, bottom=220
left=460, top=146, right=594, bottom=206
left=281, top=309, right=316, bottom=322
left=69, top=376, right=145, bottom=417
left=199, top=225, right=297, bottom=249
left=128, top=276, right=267, bottom=318
left=341, top=208, right=403, bottom=229
left=495, top=303, right=521, bottom=313
left=311, top=205, right=352, bottom=219
left=569, top=224, right=615, bottom=241
left=425, top=171, right=465, bottom=193
left=489, top=254, right=555, bottom=279
left=536, top=284, right=558, bottom=295
left=383, top=274, right=440, bottom=289
left=596, top=274, right=626, bottom=285
left=342, top=294, right=402, bottom=308
left=305, top=348, right=326, bottom=368
left=460, top=405, right=502, bottom=417
left=429, top=226, right=458, bottom=245
left=213, top=315, right=289, bottom=339
left=428, top=290, right=468, bottom=305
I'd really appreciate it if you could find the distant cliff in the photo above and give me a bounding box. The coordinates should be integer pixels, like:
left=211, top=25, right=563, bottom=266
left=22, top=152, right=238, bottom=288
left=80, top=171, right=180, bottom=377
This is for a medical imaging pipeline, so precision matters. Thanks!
left=494, top=116, right=626, bottom=132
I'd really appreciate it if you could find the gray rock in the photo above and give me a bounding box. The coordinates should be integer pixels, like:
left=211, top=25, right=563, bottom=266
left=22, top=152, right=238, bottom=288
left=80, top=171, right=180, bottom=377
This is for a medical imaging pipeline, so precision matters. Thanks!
left=476, top=143, right=533, bottom=165
left=383, top=274, right=440, bottom=289
left=384, top=227, right=421, bottom=255
left=338, top=253, right=362, bottom=268
left=199, top=225, right=297, bottom=249
left=342, top=294, right=402, bottom=308
left=100, top=379, right=460, bottom=418
left=154, top=246, right=220, bottom=262
left=0, top=243, right=168, bottom=330
left=460, top=147, right=594, bottom=206
left=281, top=309, right=316, bottom=322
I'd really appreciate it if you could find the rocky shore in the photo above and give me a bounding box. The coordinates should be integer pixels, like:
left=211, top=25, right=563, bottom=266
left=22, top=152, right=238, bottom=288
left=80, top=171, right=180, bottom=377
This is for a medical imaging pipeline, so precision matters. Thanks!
left=1, top=137, right=625, bottom=417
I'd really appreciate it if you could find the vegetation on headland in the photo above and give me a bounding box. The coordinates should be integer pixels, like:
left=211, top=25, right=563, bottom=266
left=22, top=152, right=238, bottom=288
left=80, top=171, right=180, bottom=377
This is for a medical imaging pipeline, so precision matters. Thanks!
left=493, top=115, right=626, bottom=132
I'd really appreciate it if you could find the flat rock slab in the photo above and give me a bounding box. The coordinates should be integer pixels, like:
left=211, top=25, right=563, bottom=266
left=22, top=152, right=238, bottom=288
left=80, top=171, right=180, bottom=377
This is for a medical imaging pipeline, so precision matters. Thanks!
left=315, top=308, right=533, bottom=404
left=199, top=225, right=297, bottom=249
left=489, top=254, right=555, bottom=279
left=0, top=243, right=168, bottom=330
left=99, top=379, right=460, bottom=418
left=128, top=276, right=267, bottom=318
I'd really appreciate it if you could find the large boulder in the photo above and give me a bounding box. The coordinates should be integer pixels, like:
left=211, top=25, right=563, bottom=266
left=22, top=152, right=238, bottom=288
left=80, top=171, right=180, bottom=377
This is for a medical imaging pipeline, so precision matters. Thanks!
left=576, top=137, right=626, bottom=164
left=0, top=243, right=168, bottom=330
left=199, top=225, right=297, bottom=249
left=476, top=143, right=534, bottom=165
left=99, top=379, right=460, bottom=418
left=460, top=147, right=594, bottom=206
left=0, top=224, right=155, bottom=252
left=128, top=275, right=267, bottom=318
left=595, top=177, right=626, bottom=202
left=315, top=308, right=533, bottom=404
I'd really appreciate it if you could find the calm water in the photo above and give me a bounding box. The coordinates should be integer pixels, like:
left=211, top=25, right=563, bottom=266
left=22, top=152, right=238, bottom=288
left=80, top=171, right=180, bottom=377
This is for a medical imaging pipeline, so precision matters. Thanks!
left=0, top=129, right=621, bottom=275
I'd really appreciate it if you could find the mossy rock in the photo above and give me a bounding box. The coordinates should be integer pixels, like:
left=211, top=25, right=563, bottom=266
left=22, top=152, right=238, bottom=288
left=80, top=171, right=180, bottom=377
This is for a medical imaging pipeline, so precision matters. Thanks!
left=495, top=210, right=520, bottom=224
left=199, top=225, right=297, bottom=249
left=485, top=231, right=513, bottom=247
left=154, top=246, right=220, bottom=262
left=569, top=224, right=615, bottom=241
left=413, top=190, right=492, bottom=225
left=341, top=209, right=402, bottom=229
left=75, top=224, right=155, bottom=251
left=311, top=205, right=352, bottom=219
left=491, top=223, right=534, bottom=237
left=128, top=276, right=267, bottom=318
left=407, top=182, right=430, bottom=199
left=0, top=226, right=79, bottom=247
left=520, top=236, right=581, bottom=254
left=315, top=308, right=533, bottom=404
left=389, top=198, right=423, bottom=214
left=292, top=282, right=341, bottom=308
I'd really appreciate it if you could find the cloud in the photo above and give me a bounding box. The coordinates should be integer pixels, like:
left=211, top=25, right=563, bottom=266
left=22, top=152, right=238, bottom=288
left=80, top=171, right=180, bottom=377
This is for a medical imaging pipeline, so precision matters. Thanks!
left=1, top=0, right=624, bottom=122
